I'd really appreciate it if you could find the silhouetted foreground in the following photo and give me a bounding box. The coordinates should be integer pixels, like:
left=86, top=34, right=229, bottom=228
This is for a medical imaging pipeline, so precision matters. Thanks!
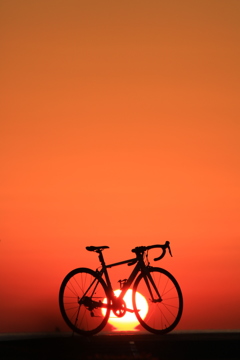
left=59, top=243, right=183, bottom=336
left=0, top=331, right=239, bottom=360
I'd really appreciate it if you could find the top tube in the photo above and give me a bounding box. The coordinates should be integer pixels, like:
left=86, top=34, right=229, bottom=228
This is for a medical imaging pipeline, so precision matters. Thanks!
left=106, top=257, right=138, bottom=269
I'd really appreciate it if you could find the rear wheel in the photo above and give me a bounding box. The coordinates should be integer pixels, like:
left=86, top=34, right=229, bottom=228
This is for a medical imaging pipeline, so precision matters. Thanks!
left=132, top=267, right=183, bottom=334
left=59, top=268, right=110, bottom=336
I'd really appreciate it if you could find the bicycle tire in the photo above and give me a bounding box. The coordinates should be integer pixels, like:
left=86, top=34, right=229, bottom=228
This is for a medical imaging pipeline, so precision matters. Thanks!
left=59, top=268, right=110, bottom=336
left=132, top=267, right=183, bottom=334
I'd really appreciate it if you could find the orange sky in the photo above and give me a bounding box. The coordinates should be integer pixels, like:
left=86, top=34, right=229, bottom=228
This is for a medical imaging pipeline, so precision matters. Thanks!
left=1, top=0, right=240, bottom=333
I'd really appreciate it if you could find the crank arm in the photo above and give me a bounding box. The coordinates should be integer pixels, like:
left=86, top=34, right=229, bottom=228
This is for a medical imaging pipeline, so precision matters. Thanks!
left=125, top=308, right=135, bottom=313
left=102, top=303, right=135, bottom=313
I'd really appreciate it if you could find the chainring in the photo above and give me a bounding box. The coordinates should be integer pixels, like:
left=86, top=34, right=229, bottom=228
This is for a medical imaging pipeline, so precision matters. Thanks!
left=112, top=298, right=127, bottom=317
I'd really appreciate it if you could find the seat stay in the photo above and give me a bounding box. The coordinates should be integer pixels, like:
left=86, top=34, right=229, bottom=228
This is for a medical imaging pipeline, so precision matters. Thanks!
left=78, top=272, right=105, bottom=308
left=82, top=276, right=99, bottom=299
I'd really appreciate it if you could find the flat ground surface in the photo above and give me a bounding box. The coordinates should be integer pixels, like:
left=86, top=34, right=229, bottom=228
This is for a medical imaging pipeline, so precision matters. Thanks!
left=0, top=331, right=239, bottom=360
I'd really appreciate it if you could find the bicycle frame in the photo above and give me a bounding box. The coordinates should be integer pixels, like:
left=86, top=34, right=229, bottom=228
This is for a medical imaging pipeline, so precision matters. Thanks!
left=59, top=242, right=183, bottom=335
left=96, top=251, right=162, bottom=307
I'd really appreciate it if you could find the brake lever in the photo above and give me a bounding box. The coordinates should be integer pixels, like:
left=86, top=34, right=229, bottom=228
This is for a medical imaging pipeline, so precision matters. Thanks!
left=166, top=241, right=173, bottom=257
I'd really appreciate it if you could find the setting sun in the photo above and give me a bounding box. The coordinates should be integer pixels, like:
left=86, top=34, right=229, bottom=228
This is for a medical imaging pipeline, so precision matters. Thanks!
left=102, top=289, right=148, bottom=331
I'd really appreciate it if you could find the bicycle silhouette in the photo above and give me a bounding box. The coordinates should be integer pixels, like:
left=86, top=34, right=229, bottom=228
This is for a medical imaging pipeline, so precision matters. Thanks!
left=59, top=241, right=183, bottom=336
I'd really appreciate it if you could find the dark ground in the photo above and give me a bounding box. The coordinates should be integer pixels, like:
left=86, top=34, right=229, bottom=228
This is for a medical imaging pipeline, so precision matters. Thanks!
left=0, top=331, right=239, bottom=360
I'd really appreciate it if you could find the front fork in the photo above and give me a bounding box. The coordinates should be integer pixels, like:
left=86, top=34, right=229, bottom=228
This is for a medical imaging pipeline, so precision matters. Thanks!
left=142, top=267, right=162, bottom=303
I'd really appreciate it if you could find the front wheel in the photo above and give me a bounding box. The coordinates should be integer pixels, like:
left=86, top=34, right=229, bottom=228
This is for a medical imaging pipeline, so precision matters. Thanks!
left=132, top=267, right=183, bottom=334
left=59, top=268, right=110, bottom=336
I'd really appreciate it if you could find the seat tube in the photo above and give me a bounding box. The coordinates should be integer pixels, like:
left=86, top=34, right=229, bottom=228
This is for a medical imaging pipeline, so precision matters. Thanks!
left=98, top=251, right=112, bottom=290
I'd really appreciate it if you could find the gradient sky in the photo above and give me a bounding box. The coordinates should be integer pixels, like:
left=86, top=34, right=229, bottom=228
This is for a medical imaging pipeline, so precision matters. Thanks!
left=1, top=0, right=240, bottom=332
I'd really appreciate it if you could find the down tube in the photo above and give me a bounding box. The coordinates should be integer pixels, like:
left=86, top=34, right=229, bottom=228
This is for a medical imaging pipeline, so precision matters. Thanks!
left=118, top=263, right=141, bottom=300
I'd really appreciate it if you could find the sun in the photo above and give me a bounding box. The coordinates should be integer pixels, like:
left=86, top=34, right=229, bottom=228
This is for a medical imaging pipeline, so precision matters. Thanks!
left=102, top=289, right=148, bottom=331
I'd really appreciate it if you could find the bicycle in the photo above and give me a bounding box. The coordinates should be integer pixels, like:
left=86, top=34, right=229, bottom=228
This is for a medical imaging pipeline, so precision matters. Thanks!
left=59, top=241, right=183, bottom=336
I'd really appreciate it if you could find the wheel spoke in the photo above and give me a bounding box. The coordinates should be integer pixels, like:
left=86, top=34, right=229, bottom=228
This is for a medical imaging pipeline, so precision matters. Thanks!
left=66, top=281, right=80, bottom=297
left=59, top=269, right=110, bottom=335
left=161, top=285, right=176, bottom=297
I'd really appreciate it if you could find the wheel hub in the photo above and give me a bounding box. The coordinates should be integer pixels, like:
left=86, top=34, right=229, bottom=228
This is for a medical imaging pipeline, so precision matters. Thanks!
left=79, top=296, right=100, bottom=311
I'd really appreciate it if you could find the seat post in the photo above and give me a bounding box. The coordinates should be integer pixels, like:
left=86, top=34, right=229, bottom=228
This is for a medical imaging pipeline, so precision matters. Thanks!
left=97, top=250, right=106, bottom=267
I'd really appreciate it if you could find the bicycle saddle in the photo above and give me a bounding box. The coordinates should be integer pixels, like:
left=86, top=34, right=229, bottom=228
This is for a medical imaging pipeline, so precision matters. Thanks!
left=86, top=246, right=109, bottom=252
